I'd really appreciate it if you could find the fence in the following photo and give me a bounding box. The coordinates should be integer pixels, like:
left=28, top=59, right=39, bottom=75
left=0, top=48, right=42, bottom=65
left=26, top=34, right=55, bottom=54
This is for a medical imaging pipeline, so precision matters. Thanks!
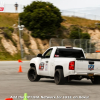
left=21, top=38, right=100, bottom=60
left=61, top=10, right=100, bottom=20
left=49, top=38, right=100, bottom=53
left=22, top=49, right=48, bottom=60
left=0, top=3, right=100, bottom=20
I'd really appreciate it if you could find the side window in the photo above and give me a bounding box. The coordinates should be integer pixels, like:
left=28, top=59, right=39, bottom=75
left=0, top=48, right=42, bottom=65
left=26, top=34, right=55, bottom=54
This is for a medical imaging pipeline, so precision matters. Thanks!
left=42, top=49, right=53, bottom=58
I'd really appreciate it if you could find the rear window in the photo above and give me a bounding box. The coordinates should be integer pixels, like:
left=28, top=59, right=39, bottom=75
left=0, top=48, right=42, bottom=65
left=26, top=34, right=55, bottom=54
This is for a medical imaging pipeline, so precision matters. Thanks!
left=54, top=48, right=84, bottom=58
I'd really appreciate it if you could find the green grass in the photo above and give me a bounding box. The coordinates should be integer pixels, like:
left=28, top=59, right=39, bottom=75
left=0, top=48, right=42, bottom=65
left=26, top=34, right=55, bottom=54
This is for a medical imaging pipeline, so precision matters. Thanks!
left=0, top=51, right=21, bottom=60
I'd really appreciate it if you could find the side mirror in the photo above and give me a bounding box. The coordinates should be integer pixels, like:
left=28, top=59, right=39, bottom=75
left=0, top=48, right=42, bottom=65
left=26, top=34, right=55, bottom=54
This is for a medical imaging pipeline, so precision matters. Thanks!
left=37, top=54, right=42, bottom=57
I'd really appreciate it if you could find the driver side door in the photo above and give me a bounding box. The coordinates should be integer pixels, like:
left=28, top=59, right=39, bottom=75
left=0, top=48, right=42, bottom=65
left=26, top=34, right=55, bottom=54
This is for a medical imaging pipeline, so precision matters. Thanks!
left=38, top=48, right=53, bottom=76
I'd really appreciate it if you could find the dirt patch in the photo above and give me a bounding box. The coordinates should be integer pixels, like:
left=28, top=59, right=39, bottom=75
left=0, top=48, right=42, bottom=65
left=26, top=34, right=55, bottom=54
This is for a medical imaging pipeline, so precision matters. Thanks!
left=36, top=38, right=49, bottom=53
left=12, top=34, right=20, bottom=50
left=12, top=33, right=30, bottom=54
left=1, top=38, right=18, bottom=55
left=29, top=36, right=40, bottom=55
left=88, top=29, right=100, bottom=48
left=88, top=29, right=100, bottom=39
left=85, top=53, right=100, bottom=59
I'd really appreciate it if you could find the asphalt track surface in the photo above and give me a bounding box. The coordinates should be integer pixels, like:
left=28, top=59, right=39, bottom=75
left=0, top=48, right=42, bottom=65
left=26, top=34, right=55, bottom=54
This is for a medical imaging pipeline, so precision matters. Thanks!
left=0, top=61, right=100, bottom=100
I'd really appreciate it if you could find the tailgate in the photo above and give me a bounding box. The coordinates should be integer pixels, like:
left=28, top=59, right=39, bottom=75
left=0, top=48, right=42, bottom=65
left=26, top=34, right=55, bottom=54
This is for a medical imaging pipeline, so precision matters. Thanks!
left=75, top=59, right=100, bottom=73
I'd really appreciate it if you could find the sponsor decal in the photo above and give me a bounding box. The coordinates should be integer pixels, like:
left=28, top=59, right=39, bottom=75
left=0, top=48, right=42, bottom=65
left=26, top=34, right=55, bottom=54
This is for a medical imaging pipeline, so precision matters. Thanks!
left=55, top=55, right=59, bottom=57
left=39, top=62, right=44, bottom=70
left=45, top=63, right=48, bottom=71
left=88, top=64, right=94, bottom=70
left=0, top=2, right=4, bottom=11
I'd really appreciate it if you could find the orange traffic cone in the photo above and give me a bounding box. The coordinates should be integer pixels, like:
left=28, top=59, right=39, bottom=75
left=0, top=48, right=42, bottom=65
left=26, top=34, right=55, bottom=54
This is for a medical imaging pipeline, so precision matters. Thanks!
left=18, top=65, right=23, bottom=73
left=18, top=59, right=22, bottom=63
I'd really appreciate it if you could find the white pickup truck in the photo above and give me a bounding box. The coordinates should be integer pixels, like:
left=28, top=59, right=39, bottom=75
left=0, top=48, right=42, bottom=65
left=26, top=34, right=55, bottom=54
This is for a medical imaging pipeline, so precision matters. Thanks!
left=28, top=46, right=100, bottom=85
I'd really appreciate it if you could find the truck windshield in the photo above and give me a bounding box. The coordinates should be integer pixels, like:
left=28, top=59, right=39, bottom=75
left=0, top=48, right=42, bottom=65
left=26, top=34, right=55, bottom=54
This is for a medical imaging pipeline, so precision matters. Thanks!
left=54, top=48, right=85, bottom=58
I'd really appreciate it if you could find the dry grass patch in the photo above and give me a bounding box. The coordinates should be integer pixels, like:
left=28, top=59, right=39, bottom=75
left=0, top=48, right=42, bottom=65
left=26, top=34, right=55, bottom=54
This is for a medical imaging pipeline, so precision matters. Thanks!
left=0, top=13, right=18, bottom=27
left=62, top=16, right=100, bottom=28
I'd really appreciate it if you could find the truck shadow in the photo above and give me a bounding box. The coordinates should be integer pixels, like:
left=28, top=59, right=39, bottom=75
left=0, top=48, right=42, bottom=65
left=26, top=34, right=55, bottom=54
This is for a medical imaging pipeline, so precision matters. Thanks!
left=40, top=80, right=100, bottom=86
left=64, top=80, right=93, bottom=85
left=40, top=80, right=54, bottom=83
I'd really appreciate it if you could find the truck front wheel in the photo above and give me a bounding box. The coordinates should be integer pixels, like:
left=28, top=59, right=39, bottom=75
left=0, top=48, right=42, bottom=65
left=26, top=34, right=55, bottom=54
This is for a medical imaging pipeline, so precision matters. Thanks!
left=28, top=67, right=40, bottom=82
left=54, top=69, right=65, bottom=85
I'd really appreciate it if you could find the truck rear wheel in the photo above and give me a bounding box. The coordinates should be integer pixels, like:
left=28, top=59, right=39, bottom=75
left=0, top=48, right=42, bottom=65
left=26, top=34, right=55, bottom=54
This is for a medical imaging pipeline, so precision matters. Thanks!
left=28, top=67, right=40, bottom=82
left=54, top=69, right=65, bottom=85
left=91, top=76, right=100, bottom=84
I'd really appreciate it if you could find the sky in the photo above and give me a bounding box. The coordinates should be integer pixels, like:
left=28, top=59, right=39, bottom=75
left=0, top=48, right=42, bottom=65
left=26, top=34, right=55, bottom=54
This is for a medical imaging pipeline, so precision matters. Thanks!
left=1, top=0, right=100, bottom=10
left=0, top=0, right=100, bottom=19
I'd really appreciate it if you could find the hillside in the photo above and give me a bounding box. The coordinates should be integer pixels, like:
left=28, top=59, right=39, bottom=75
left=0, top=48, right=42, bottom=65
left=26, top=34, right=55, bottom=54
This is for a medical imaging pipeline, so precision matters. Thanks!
left=61, top=16, right=100, bottom=40
left=0, top=27, right=49, bottom=60
left=0, top=13, right=100, bottom=60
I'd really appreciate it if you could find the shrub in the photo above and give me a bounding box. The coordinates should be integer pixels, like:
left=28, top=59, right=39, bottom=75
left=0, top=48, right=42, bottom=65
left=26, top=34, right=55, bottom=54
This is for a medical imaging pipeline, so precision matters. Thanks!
left=81, top=33, right=90, bottom=39
left=8, top=27, right=14, bottom=33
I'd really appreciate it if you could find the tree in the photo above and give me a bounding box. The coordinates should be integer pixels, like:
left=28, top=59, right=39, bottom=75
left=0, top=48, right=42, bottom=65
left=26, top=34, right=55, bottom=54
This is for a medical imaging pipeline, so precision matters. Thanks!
left=19, top=1, right=63, bottom=39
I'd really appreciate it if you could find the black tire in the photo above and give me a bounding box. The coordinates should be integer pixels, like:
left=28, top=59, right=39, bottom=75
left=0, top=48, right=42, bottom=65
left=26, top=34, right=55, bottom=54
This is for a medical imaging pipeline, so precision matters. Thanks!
left=91, top=76, right=100, bottom=84
left=28, top=67, right=40, bottom=82
left=54, top=69, right=65, bottom=85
